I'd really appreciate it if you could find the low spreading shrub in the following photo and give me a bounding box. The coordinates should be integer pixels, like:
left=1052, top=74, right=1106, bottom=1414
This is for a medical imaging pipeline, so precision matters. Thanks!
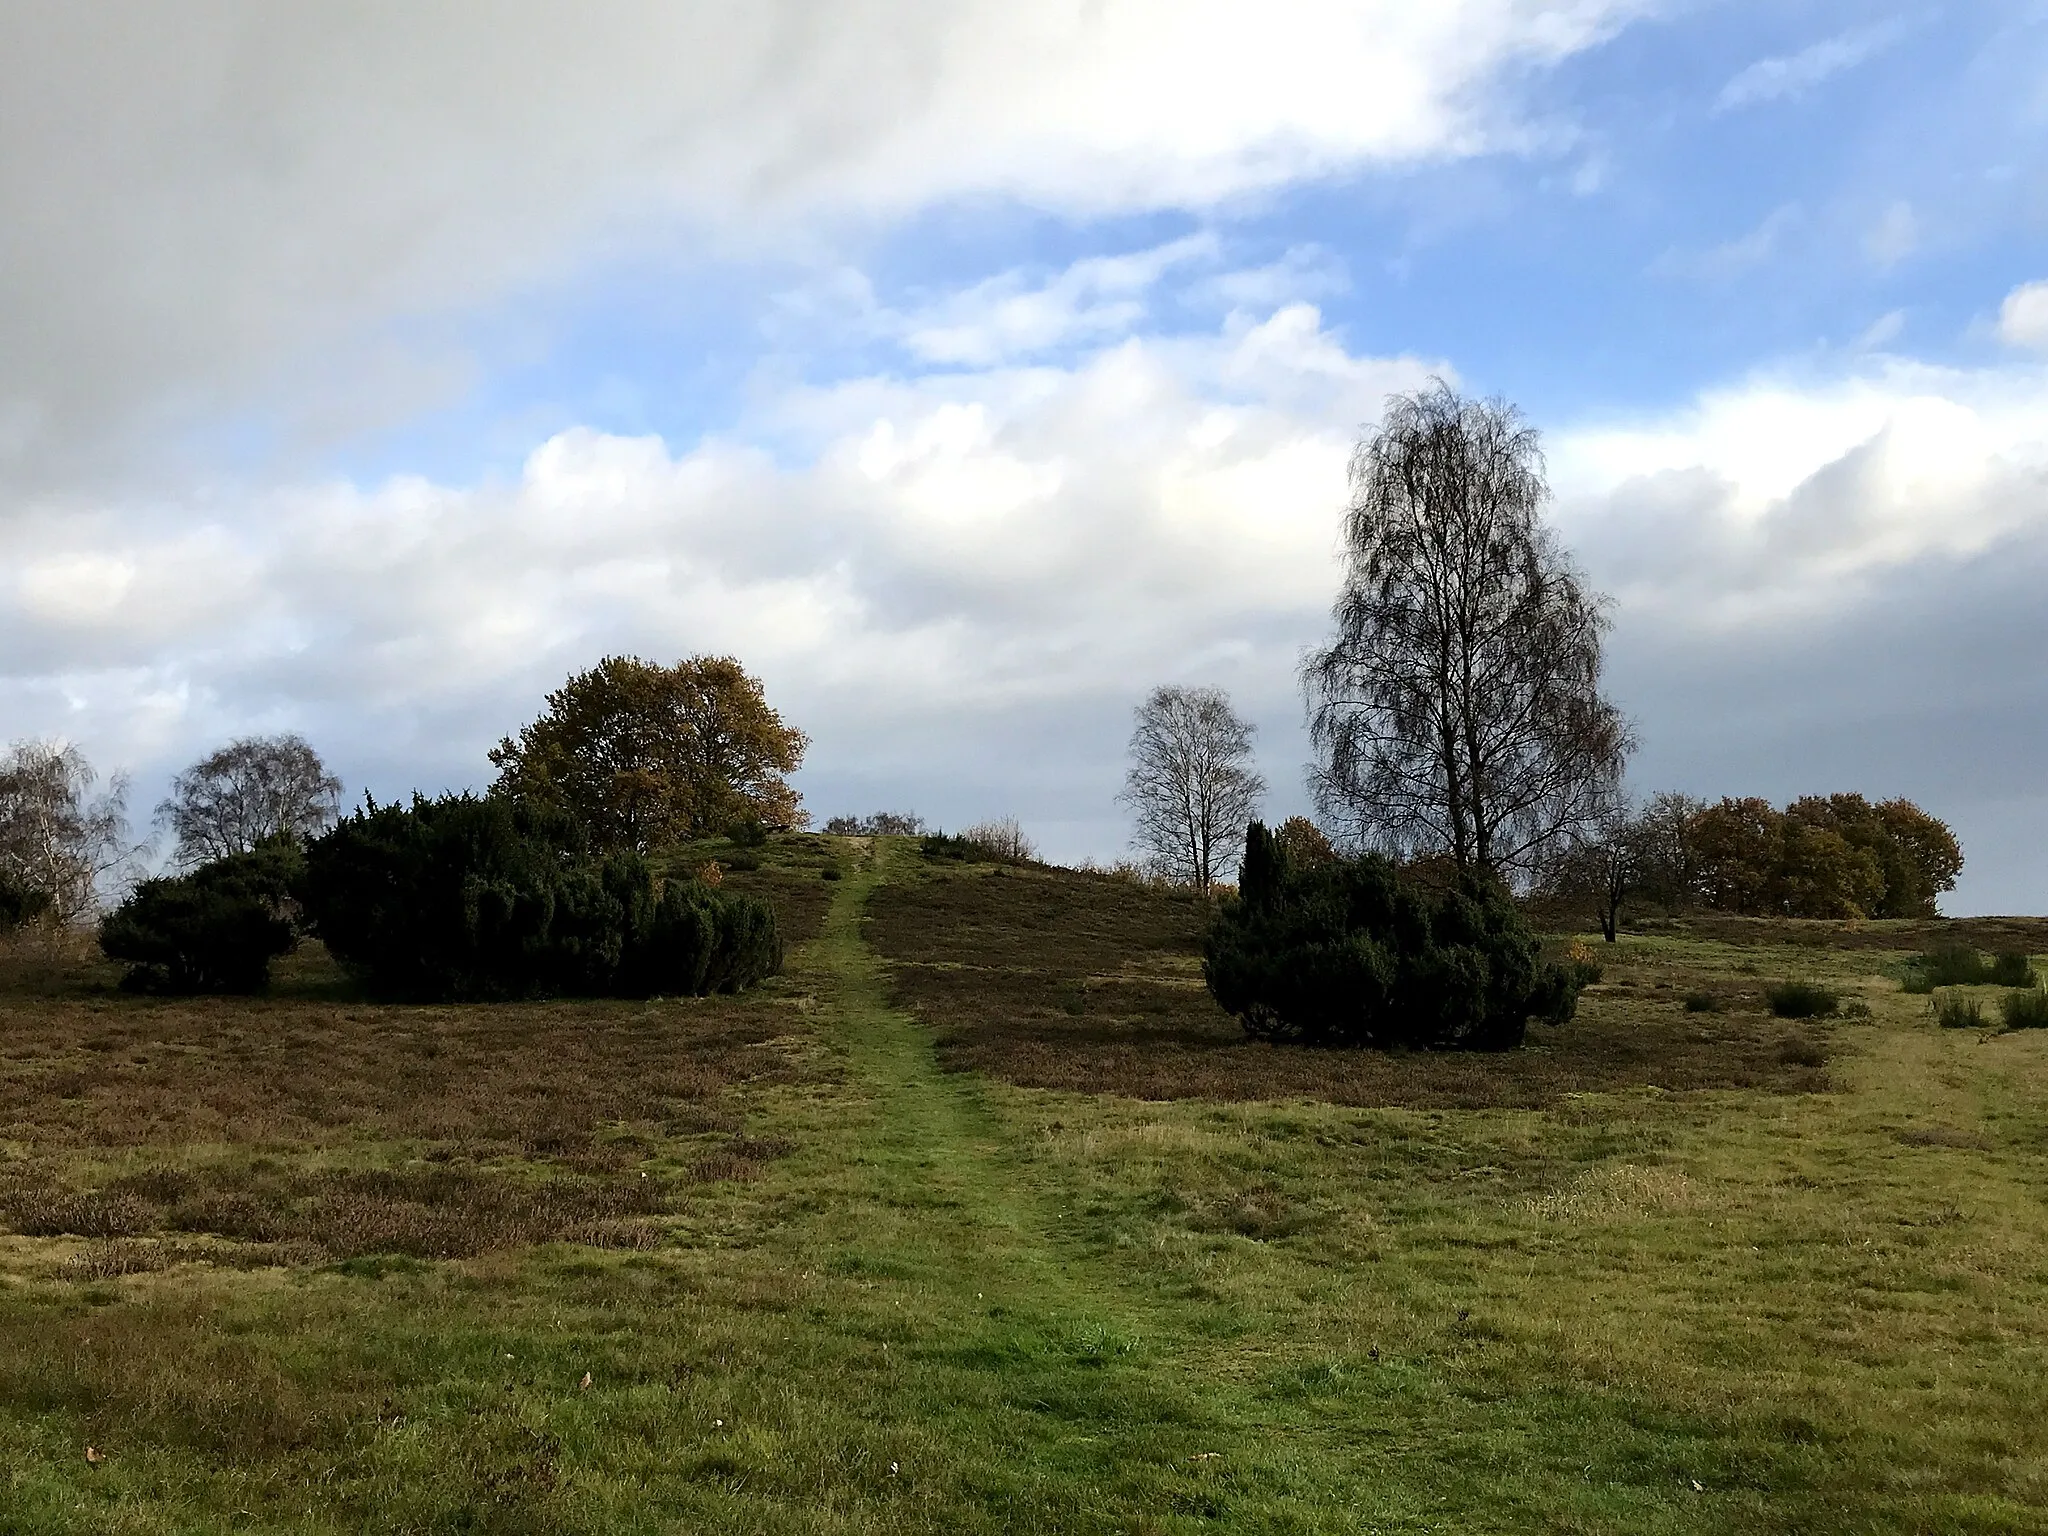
left=99, top=842, right=302, bottom=993
left=2001, top=988, right=2048, bottom=1031
left=1682, top=991, right=1723, bottom=1013
left=1201, top=822, right=1579, bottom=1052
left=921, top=819, right=1038, bottom=865
left=298, top=795, right=780, bottom=1001
left=1904, top=944, right=2037, bottom=992
left=1560, top=939, right=1603, bottom=989
left=1767, top=981, right=1840, bottom=1019
left=1931, top=990, right=1985, bottom=1030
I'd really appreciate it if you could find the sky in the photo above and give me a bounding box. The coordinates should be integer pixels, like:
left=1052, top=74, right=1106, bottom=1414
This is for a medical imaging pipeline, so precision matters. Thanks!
left=1, top=0, right=2045, bottom=912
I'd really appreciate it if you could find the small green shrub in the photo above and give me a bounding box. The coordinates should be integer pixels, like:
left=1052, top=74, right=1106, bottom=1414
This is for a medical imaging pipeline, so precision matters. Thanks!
left=1990, top=951, right=2037, bottom=988
left=1767, top=981, right=1839, bottom=1019
left=1907, top=943, right=1989, bottom=990
left=726, top=817, right=769, bottom=849
left=1559, top=941, right=1603, bottom=989
left=2001, top=988, right=2048, bottom=1030
left=1931, top=990, right=1985, bottom=1030
left=99, top=843, right=302, bottom=993
left=820, top=866, right=842, bottom=881
left=1682, top=991, right=1722, bottom=1013
left=723, top=853, right=762, bottom=873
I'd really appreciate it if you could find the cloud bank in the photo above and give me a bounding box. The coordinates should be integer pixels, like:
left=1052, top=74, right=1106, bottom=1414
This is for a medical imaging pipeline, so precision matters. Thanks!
left=0, top=0, right=1640, bottom=489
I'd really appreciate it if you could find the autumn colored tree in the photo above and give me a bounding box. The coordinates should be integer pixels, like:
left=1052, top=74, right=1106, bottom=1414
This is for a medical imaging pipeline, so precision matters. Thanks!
left=1687, top=793, right=1962, bottom=919
left=1787, top=794, right=1961, bottom=918
left=1274, top=815, right=1336, bottom=870
left=1689, top=797, right=1783, bottom=915
left=489, top=656, right=807, bottom=852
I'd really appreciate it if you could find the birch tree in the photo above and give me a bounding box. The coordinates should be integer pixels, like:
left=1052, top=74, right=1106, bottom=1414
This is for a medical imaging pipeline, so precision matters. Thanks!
left=1119, top=686, right=1264, bottom=889
left=1304, top=381, right=1631, bottom=879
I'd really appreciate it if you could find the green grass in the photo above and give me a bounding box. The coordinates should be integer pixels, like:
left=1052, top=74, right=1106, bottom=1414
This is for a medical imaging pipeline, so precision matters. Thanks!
left=0, top=839, right=2046, bottom=1530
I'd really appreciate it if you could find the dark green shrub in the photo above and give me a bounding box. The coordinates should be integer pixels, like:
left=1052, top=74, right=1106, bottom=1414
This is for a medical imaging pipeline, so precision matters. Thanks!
left=1990, top=951, right=2036, bottom=988
left=1767, top=981, right=1839, bottom=1019
left=99, top=843, right=302, bottom=993
left=820, top=866, right=842, bottom=881
left=2001, top=988, right=2048, bottom=1031
left=920, top=832, right=979, bottom=862
left=723, top=853, right=762, bottom=873
left=1200, top=823, right=1579, bottom=1052
left=726, top=817, right=769, bottom=849
left=298, top=795, right=779, bottom=1001
left=1931, top=990, right=1985, bottom=1030
left=1682, top=991, right=1722, bottom=1013
left=0, top=871, right=52, bottom=932
left=1904, top=946, right=2035, bottom=992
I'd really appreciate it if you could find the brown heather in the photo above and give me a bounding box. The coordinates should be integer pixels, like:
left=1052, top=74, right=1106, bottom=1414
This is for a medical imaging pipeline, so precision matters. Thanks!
left=867, top=862, right=1834, bottom=1105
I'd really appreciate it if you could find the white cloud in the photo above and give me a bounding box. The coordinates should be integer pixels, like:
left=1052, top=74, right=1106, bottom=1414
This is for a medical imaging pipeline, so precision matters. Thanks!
left=1853, top=309, right=1905, bottom=350
left=892, top=236, right=1219, bottom=366
left=1551, top=359, right=2048, bottom=624
left=1999, top=280, right=2048, bottom=350
left=1715, top=19, right=1906, bottom=111
left=0, top=0, right=1641, bottom=487
left=0, top=302, right=1438, bottom=796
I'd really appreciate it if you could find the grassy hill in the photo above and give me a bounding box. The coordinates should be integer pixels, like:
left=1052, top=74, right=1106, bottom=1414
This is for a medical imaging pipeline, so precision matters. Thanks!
left=0, top=835, right=2044, bottom=1532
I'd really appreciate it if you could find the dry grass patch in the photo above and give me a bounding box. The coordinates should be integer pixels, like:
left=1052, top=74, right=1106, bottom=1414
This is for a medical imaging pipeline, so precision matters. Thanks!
left=0, top=984, right=807, bottom=1157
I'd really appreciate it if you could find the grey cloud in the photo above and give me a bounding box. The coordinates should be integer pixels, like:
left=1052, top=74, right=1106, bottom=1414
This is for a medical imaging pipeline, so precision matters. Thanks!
left=0, top=0, right=1625, bottom=491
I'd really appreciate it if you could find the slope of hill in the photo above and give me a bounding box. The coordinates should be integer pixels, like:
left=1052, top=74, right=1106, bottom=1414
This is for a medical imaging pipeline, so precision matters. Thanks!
left=0, top=834, right=2040, bottom=1532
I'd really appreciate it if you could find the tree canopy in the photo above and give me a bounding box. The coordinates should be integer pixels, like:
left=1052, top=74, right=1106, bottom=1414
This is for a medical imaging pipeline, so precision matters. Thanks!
left=489, top=655, right=807, bottom=851
left=158, top=734, right=342, bottom=867
left=1304, top=382, right=1631, bottom=879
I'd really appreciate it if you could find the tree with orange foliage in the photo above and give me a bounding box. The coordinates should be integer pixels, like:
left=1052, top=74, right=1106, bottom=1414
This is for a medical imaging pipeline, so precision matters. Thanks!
left=490, top=656, right=807, bottom=852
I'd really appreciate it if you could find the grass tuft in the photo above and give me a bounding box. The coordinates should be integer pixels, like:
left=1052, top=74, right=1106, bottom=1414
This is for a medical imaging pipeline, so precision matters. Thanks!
left=2001, top=988, right=2048, bottom=1031
left=1931, top=990, right=1986, bottom=1030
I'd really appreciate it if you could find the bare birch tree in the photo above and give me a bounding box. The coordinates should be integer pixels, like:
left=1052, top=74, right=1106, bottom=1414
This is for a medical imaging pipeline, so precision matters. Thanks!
left=1119, top=686, right=1265, bottom=889
left=0, top=740, right=148, bottom=921
left=1304, top=382, right=1632, bottom=879
left=158, top=734, right=343, bottom=867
